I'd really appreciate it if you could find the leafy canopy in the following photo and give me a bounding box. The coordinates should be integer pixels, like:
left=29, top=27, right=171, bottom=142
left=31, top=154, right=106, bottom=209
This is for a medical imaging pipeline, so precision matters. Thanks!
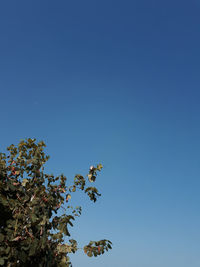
left=0, top=138, right=112, bottom=266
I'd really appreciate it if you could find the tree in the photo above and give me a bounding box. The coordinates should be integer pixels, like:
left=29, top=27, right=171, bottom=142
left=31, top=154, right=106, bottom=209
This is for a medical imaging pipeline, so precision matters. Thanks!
left=0, top=138, right=112, bottom=266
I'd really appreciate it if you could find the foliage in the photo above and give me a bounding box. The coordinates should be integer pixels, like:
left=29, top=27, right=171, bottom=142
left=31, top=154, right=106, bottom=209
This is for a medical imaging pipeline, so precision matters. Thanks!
left=0, top=139, right=112, bottom=266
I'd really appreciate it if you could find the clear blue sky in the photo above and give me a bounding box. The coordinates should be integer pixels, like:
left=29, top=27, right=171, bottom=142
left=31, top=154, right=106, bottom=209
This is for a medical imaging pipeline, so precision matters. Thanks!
left=1, top=1, right=200, bottom=266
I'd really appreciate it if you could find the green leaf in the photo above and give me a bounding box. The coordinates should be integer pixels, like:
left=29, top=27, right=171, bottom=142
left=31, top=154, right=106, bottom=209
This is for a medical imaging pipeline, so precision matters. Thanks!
left=87, top=251, right=93, bottom=257
left=40, top=215, right=47, bottom=226
left=107, top=243, right=112, bottom=249
left=66, top=194, right=71, bottom=201
left=0, top=234, right=4, bottom=242
left=22, top=179, right=29, bottom=186
left=97, top=164, right=103, bottom=170
left=88, top=174, right=96, bottom=182
left=31, top=214, right=38, bottom=223
left=29, top=239, right=38, bottom=256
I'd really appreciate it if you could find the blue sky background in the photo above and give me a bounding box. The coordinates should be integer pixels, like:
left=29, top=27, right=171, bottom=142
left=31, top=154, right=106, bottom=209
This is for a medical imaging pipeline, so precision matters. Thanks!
left=1, top=1, right=200, bottom=266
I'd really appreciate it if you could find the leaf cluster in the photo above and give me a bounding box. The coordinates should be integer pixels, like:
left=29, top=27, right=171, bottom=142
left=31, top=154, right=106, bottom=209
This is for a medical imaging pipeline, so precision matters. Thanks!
left=0, top=139, right=112, bottom=266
